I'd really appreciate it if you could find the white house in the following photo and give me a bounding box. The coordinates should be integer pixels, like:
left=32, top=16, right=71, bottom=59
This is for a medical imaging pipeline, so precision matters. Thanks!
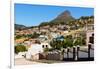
left=51, top=32, right=60, bottom=39
left=38, top=35, right=48, bottom=42
left=26, top=43, right=51, bottom=60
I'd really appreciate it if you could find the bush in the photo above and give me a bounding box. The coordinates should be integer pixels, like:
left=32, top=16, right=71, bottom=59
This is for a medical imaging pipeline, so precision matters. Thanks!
left=15, top=44, right=27, bottom=54
left=43, top=48, right=49, bottom=52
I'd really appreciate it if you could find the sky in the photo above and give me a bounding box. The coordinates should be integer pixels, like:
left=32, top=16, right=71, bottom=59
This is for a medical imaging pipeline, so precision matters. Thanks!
left=15, top=3, right=94, bottom=26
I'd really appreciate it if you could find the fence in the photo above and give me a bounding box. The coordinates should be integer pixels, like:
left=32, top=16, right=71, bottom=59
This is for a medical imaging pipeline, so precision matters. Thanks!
left=46, top=51, right=63, bottom=60
left=63, top=44, right=94, bottom=61
left=43, top=44, right=94, bottom=61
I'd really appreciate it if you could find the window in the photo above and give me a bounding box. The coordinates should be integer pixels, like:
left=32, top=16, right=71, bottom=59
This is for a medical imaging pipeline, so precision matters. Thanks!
left=89, top=36, right=94, bottom=44
left=42, top=45, right=44, bottom=48
left=46, top=45, right=48, bottom=48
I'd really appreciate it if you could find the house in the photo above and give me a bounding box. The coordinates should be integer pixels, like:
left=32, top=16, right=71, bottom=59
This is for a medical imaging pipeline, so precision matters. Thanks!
left=58, top=25, right=68, bottom=31
left=55, top=35, right=64, bottom=41
left=86, top=31, right=94, bottom=46
left=26, top=44, right=42, bottom=60
left=86, top=24, right=94, bottom=46
left=51, top=32, right=60, bottom=39
left=38, top=35, right=48, bottom=42
left=26, top=43, right=51, bottom=60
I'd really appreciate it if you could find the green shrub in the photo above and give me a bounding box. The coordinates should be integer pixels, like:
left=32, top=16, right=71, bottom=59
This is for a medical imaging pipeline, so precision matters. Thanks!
left=15, top=44, right=27, bottom=54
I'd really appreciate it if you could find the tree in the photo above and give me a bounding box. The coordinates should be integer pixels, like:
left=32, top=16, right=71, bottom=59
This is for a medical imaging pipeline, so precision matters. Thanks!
left=27, top=32, right=40, bottom=38
left=73, top=36, right=86, bottom=46
left=15, top=35, right=23, bottom=39
left=39, top=22, right=49, bottom=27
left=50, top=36, right=74, bottom=50
left=63, top=38, right=73, bottom=47
left=74, top=37, right=82, bottom=46
left=50, top=40, right=63, bottom=50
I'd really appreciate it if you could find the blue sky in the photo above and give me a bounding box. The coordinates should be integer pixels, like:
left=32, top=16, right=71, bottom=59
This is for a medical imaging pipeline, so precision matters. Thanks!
left=15, top=3, right=94, bottom=26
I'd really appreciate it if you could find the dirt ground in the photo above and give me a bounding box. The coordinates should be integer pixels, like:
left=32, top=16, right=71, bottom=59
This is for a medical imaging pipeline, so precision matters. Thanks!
left=15, top=58, right=45, bottom=65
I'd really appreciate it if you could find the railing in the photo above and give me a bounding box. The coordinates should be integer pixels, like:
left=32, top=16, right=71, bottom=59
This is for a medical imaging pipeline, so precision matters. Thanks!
left=44, top=44, right=94, bottom=61
left=63, top=44, right=94, bottom=61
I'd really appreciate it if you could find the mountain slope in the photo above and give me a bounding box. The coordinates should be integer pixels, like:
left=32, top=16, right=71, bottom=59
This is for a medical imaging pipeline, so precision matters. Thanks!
left=15, top=24, right=27, bottom=30
left=51, top=10, right=75, bottom=23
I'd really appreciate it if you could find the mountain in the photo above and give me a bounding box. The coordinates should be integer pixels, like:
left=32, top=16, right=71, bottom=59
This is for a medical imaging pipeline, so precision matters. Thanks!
left=51, top=10, right=75, bottom=23
left=15, top=24, right=27, bottom=30
left=39, top=10, right=75, bottom=26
